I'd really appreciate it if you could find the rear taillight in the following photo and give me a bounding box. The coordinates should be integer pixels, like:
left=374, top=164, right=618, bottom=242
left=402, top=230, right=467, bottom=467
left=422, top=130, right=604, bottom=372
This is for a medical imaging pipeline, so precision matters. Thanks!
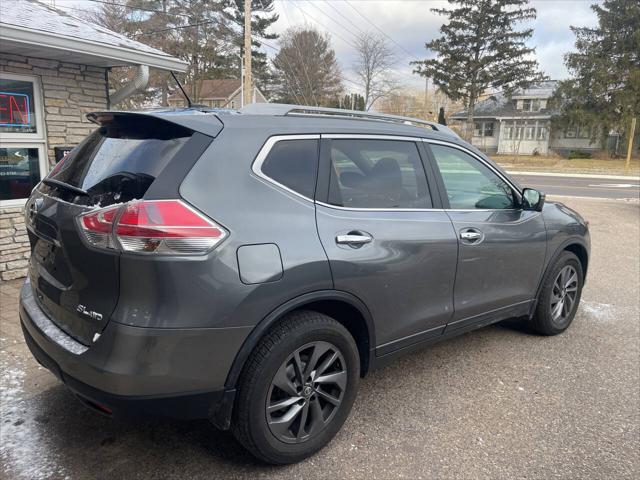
left=79, top=205, right=120, bottom=249
left=77, top=200, right=227, bottom=255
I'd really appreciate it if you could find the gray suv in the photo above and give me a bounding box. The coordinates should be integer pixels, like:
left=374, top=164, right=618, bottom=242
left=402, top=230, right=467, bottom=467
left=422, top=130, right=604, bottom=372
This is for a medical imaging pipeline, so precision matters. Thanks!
left=19, top=104, right=590, bottom=464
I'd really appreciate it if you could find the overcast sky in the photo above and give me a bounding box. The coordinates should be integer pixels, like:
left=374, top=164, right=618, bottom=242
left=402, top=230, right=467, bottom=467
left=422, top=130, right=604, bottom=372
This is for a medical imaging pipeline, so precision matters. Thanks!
left=270, top=0, right=601, bottom=90
left=53, top=0, right=601, bottom=92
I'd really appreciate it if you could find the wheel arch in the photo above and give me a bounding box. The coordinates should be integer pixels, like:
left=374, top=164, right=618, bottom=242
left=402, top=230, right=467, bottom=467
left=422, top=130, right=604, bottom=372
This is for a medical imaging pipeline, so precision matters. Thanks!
left=224, top=290, right=376, bottom=391
left=530, top=237, right=590, bottom=317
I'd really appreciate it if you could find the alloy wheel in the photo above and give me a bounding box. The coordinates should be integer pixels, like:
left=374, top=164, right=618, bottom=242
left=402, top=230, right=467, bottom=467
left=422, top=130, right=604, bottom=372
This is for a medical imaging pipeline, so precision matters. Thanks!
left=266, top=341, right=347, bottom=443
left=550, top=265, right=579, bottom=323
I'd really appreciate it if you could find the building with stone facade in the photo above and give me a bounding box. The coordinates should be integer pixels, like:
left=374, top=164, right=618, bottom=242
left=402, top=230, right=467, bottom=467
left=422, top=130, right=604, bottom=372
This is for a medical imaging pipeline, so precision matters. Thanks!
left=0, top=0, right=186, bottom=280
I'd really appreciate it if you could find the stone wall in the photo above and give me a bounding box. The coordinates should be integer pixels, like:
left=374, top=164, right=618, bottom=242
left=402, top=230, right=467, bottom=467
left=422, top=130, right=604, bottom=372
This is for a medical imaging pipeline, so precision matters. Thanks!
left=0, top=207, right=29, bottom=281
left=0, top=54, right=108, bottom=280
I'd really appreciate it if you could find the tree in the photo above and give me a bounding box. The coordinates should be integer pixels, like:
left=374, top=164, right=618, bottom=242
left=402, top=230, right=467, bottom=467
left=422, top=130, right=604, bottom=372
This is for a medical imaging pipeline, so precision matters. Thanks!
left=272, top=27, right=343, bottom=106
left=88, top=1, right=238, bottom=106
left=352, top=32, right=397, bottom=110
left=412, top=0, right=546, bottom=140
left=553, top=0, right=639, bottom=156
left=223, top=1, right=279, bottom=95
left=438, top=107, right=447, bottom=125
left=341, top=93, right=366, bottom=111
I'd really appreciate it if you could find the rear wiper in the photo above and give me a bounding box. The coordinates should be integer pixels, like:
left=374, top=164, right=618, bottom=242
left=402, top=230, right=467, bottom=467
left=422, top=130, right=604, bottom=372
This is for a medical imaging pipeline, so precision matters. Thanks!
left=42, top=178, right=89, bottom=196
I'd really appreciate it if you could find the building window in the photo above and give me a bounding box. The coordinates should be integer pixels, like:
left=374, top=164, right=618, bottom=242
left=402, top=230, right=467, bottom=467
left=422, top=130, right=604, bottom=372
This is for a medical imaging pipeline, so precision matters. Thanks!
left=474, top=121, right=494, bottom=137
left=537, top=125, right=548, bottom=140
left=504, top=126, right=513, bottom=140
left=0, top=78, right=38, bottom=134
left=578, top=125, right=591, bottom=139
left=520, top=99, right=541, bottom=112
left=0, top=73, right=47, bottom=205
left=524, top=125, right=535, bottom=140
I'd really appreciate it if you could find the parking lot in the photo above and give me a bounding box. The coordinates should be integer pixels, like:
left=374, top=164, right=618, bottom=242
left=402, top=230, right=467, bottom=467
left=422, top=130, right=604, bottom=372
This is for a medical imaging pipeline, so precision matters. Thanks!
left=1, top=196, right=638, bottom=480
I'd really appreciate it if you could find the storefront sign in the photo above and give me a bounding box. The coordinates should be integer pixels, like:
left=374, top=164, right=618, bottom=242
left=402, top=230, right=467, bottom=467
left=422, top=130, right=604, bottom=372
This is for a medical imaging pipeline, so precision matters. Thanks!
left=0, top=92, right=31, bottom=127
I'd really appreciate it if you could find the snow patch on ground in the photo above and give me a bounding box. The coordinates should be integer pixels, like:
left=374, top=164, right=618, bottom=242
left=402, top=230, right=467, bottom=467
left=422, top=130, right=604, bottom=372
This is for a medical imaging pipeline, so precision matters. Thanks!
left=0, top=351, right=68, bottom=480
left=579, top=301, right=615, bottom=322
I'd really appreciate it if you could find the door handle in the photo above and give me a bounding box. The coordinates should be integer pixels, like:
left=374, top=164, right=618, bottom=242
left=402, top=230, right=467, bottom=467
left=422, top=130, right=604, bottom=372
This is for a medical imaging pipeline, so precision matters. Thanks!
left=459, top=228, right=484, bottom=244
left=336, top=233, right=372, bottom=246
left=460, top=231, right=482, bottom=240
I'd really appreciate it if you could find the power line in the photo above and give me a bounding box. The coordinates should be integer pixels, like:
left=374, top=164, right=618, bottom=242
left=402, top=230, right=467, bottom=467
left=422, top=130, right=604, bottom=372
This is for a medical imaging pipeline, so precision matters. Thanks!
left=342, top=0, right=421, bottom=61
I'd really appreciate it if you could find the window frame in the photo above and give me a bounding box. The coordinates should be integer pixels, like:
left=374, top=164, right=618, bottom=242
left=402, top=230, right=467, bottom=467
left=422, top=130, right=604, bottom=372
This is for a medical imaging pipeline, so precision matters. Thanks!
left=252, top=134, right=522, bottom=212
left=0, top=72, right=48, bottom=207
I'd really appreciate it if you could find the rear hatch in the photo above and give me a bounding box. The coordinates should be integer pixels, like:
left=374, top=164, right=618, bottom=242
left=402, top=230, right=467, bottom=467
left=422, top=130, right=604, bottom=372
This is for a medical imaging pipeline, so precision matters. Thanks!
left=26, top=115, right=194, bottom=345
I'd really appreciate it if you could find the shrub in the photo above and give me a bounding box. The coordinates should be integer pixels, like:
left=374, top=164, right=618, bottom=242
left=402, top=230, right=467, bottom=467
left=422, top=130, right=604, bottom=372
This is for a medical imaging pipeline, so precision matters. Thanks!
left=568, top=150, right=593, bottom=159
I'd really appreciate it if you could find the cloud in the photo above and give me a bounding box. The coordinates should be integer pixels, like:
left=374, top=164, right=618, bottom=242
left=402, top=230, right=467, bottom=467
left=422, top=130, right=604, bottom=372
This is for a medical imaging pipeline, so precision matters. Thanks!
left=268, top=0, right=601, bottom=90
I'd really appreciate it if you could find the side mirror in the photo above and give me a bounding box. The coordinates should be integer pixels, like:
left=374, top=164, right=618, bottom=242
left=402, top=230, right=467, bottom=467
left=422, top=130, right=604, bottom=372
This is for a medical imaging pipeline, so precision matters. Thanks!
left=522, top=188, right=545, bottom=212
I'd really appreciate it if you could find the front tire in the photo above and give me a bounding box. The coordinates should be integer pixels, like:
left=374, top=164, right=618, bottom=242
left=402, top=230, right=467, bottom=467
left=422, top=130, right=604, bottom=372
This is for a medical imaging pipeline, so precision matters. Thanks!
left=531, top=251, right=584, bottom=335
left=231, top=310, right=360, bottom=464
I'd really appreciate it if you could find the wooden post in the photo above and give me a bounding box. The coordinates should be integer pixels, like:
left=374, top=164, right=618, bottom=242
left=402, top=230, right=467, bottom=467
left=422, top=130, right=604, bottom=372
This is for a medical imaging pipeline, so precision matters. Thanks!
left=626, top=116, right=636, bottom=172
left=243, top=0, right=252, bottom=106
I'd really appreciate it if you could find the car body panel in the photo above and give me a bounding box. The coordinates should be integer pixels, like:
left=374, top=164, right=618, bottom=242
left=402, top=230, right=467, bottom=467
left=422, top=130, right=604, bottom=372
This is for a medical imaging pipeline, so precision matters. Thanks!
left=315, top=204, right=458, bottom=351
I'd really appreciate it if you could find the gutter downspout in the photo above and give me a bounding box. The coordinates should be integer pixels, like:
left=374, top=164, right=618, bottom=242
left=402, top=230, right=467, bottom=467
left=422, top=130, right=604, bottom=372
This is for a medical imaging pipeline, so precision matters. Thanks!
left=109, top=65, right=149, bottom=108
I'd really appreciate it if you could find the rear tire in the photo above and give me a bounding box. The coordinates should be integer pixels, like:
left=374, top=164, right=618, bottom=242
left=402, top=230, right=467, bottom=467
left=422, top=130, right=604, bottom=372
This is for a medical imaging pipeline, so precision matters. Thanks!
left=231, top=310, right=360, bottom=464
left=531, top=251, right=583, bottom=335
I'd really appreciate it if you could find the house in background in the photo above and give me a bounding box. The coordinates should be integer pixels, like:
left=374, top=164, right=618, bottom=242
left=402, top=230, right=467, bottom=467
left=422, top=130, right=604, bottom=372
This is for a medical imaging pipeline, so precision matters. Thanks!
left=0, top=0, right=186, bottom=280
left=451, top=81, right=607, bottom=156
left=167, top=79, right=267, bottom=109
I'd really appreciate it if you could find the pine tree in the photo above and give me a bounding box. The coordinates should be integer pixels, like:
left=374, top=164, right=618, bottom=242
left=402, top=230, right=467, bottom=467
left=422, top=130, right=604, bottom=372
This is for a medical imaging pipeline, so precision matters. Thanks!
left=553, top=0, right=639, bottom=153
left=223, top=1, right=279, bottom=96
left=412, top=0, right=546, bottom=139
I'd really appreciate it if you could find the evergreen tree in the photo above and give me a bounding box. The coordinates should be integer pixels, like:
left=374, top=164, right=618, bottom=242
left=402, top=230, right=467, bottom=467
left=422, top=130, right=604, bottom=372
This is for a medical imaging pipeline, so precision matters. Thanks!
left=553, top=0, right=639, bottom=152
left=412, top=0, right=546, bottom=139
left=223, top=1, right=279, bottom=96
left=438, top=107, right=447, bottom=126
left=350, top=93, right=366, bottom=111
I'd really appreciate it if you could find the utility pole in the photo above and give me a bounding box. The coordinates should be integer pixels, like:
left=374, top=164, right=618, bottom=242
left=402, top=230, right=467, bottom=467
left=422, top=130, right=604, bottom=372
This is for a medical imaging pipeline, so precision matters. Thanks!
left=243, top=0, right=252, bottom=106
left=424, top=77, right=429, bottom=120
left=625, top=116, right=637, bottom=173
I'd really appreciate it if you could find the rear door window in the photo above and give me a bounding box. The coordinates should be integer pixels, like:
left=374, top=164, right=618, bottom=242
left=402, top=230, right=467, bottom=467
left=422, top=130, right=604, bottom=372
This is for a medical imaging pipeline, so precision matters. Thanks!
left=48, top=117, right=192, bottom=205
left=259, top=139, right=319, bottom=199
left=328, top=139, right=432, bottom=209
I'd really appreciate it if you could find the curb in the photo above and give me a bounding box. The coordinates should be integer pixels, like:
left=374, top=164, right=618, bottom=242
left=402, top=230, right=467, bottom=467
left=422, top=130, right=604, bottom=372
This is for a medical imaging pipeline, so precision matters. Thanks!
left=505, top=170, right=640, bottom=181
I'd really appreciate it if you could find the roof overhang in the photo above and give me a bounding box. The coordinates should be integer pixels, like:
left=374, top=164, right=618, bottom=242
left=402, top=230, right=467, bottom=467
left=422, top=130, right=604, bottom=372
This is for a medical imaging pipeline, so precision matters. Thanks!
left=0, top=23, right=188, bottom=72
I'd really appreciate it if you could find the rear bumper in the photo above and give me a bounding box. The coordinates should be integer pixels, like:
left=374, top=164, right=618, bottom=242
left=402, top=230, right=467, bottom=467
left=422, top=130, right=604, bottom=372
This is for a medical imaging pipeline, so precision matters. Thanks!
left=19, top=279, right=249, bottom=423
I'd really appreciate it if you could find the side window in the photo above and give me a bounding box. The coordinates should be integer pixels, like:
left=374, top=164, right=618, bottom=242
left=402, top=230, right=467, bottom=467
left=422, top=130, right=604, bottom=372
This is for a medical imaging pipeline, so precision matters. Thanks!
left=328, top=139, right=432, bottom=209
left=430, top=144, right=515, bottom=210
left=260, top=139, right=318, bottom=199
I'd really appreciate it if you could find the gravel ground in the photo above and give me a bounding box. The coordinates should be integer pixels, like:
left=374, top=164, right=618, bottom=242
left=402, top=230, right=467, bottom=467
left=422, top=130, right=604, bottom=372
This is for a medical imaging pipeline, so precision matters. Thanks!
left=1, top=197, right=638, bottom=480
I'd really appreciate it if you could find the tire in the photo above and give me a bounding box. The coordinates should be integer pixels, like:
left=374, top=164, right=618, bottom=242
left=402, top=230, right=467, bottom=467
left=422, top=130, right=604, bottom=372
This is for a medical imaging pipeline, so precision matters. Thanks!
left=231, top=310, right=360, bottom=464
left=531, top=251, right=584, bottom=335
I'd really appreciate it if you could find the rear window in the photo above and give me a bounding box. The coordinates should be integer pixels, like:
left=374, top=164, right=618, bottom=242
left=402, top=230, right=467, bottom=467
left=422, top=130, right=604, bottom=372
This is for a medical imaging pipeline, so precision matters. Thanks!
left=260, top=139, right=319, bottom=199
left=48, top=117, right=192, bottom=205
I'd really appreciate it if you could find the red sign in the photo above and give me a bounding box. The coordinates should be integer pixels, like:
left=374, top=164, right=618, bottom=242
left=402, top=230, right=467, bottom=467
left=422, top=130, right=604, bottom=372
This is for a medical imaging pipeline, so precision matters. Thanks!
left=0, top=92, right=31, bottom=127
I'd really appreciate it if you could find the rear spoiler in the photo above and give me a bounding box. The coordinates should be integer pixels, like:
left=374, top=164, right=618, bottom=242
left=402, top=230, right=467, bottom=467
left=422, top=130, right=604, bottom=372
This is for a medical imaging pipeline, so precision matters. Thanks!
left=87, top=110, right=224, bottom=138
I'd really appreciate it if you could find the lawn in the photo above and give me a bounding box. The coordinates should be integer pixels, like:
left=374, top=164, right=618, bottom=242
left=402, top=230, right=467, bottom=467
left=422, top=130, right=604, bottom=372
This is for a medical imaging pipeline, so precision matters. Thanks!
left=492, top=154, right=640, bottom=177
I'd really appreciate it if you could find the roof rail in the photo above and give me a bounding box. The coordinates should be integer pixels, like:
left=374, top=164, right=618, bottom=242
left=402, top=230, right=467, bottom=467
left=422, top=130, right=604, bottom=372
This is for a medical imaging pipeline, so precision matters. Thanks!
left=240, top=103, right=460, bottom=138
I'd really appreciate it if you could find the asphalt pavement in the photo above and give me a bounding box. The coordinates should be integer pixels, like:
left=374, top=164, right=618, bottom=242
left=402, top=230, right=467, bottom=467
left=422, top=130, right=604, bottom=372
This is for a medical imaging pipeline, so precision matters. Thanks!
left=511, top=172, right=640, bottom=199
left=1, top=196, right=639, bottom=479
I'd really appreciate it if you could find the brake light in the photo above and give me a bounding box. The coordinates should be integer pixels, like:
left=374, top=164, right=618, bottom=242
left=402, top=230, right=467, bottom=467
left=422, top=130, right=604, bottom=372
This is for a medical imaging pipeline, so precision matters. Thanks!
left=77, top=200, right=227, bottom=255
left=78, top=205, right=120, bottom=249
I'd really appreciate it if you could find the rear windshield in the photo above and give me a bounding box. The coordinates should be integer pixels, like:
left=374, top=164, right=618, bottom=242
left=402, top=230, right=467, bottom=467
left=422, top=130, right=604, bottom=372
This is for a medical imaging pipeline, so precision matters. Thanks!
left=47, top=116, right=192, bottom=205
